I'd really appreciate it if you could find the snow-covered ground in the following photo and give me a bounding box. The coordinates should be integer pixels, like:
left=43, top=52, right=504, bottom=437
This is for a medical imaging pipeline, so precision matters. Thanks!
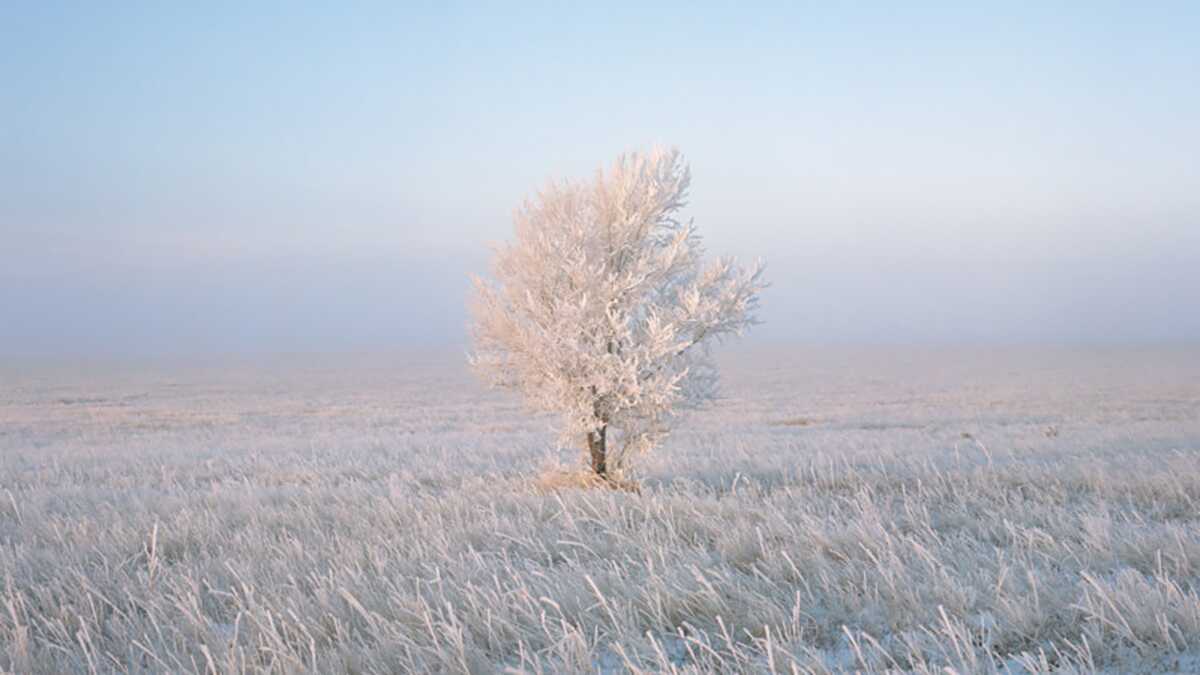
left=2, top=345, right=1199, bottom=673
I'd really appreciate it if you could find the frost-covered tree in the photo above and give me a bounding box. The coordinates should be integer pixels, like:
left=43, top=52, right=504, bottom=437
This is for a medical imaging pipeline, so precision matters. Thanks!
left=470, top=147, right=765, bottom=479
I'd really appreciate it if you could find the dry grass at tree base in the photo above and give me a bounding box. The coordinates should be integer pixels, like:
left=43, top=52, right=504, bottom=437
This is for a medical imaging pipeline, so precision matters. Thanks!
left=533, top=465, right=643, bottom=494
left=1, top=345, right=1199, bottom=674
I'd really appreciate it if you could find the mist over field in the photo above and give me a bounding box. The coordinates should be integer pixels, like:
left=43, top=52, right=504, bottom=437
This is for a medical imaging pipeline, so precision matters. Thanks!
left=5, top=5, right=1200, bottom=358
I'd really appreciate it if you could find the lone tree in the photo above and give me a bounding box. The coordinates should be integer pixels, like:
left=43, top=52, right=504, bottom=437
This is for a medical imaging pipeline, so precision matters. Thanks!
left=470, top=147, right=765, bottom=479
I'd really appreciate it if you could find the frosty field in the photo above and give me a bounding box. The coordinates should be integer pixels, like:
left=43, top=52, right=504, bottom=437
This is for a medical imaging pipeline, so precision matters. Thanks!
left=2, top=346, right=1199, bottom=674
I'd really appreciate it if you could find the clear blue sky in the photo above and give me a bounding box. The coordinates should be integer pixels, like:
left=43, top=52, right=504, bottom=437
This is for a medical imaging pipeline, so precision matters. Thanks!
left=3, top=2, right=1198, bottom=355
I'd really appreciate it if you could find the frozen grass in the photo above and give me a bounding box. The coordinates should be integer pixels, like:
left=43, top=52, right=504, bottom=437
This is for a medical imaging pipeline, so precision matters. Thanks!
left=1, top=346, right=1199, bottom=673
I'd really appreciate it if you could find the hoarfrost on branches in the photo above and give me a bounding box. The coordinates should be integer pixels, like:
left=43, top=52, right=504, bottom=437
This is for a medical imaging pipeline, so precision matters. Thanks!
left=470, top=147, right=765, bottom=477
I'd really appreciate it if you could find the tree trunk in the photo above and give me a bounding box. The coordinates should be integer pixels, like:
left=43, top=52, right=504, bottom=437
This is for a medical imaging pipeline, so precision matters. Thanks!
left=587, top=425, right=607, bottom=478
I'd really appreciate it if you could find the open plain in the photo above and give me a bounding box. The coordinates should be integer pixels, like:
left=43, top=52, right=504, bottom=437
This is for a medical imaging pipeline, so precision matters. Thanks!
left=2, top=346, right=1199, bottom=673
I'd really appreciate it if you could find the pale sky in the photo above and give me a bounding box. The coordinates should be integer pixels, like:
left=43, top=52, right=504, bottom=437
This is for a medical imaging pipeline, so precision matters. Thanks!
left=3, top=2, right=1199, bottom=356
